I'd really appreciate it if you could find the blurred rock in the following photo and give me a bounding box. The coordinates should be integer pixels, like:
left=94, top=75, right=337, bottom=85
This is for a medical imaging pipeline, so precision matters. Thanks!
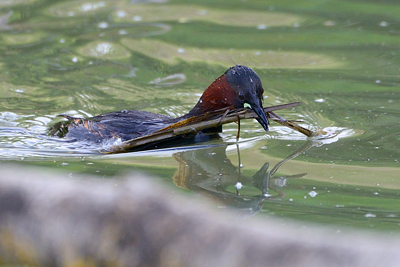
left=0, top=165, right=399, bottom=267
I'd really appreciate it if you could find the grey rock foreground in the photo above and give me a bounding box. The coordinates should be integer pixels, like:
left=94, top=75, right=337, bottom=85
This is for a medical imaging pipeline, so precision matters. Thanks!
left=0, top=165, right=399, bottom=267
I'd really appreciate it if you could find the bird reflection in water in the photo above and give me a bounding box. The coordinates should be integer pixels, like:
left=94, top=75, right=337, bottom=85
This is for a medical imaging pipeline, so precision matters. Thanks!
left=172, top=141, right=315, bottom=218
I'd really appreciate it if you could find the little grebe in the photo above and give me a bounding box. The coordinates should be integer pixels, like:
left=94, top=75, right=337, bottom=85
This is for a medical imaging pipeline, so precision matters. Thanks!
left=50, top=65, right=269, bottom=144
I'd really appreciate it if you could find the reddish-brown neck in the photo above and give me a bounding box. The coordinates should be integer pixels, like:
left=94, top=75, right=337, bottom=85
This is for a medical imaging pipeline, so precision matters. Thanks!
left=187, top=75, right=243, bottom=117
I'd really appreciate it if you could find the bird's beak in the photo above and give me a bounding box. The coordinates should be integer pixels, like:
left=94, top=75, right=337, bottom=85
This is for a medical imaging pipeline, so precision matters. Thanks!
left=251, top=101, right=269, bottom=131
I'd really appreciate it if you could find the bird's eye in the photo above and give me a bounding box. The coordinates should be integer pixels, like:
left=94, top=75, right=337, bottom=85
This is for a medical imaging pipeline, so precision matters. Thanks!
left=238, top=92, right=245, bottom=101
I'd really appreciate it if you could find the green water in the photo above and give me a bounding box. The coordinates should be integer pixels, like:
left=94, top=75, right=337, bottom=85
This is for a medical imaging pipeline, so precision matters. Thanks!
left=0, top=0, right=399, bottom=231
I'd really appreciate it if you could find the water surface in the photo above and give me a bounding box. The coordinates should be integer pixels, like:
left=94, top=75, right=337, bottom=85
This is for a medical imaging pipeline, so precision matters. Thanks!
left=0, top=0, right=399, bottom=231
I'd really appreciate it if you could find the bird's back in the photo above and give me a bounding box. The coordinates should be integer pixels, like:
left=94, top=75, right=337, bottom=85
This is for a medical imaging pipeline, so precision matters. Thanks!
left=49, top=110, right=178, bottom=144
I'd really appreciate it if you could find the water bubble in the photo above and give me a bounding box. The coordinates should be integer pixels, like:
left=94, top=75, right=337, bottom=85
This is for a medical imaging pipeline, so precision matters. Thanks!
left=364, top=213, right=376, bottom=218
left=235, top=182, right=243, bottom=190
left=308, top=191, right=318, bottom=197
left=92, top=42, right=113, bottom=56
left=314, top=98, right=325, bottom=103
left=117, top=11, right=126, bottom=18
left=80, top=2, right=105, bottom=12
left=257, top=24, right=267, bottom=30
left=98, top=22, right=108, bottom=28
left=72, top=57, right=78, bottom=63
